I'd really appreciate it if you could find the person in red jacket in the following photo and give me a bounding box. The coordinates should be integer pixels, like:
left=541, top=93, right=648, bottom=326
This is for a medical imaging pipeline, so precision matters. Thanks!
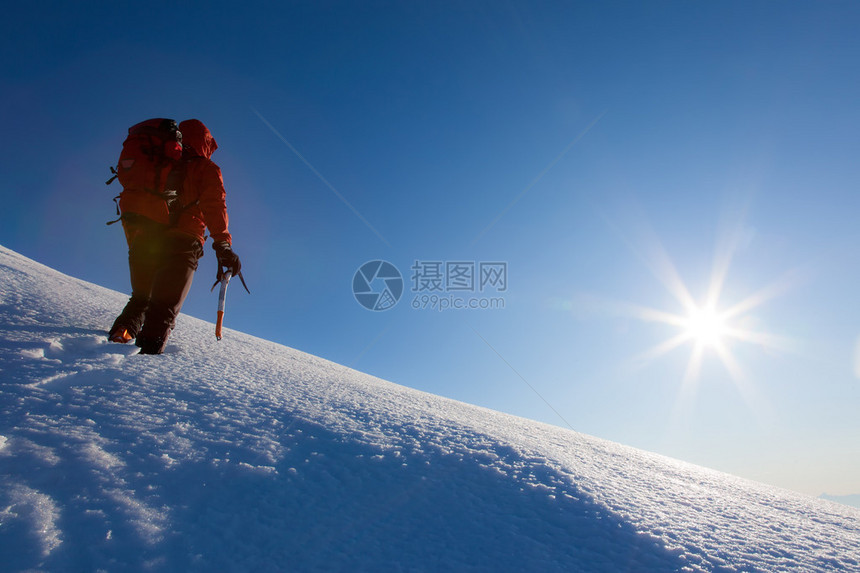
left=109, top=119, right=242, bottom=354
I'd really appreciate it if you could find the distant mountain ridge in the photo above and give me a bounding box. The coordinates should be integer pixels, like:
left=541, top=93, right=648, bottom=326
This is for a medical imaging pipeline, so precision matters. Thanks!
left=820, top=493, right=860, bottom=509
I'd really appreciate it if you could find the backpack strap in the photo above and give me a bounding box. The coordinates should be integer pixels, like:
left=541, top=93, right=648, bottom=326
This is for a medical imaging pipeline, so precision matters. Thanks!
left=106, top=166, right=119, bottom=186
left=106, top=194, right=122, bottom=225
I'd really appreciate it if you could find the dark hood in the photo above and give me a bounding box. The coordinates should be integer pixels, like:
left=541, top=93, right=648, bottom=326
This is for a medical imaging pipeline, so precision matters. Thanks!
left=179, top=119, right=218, bottom=159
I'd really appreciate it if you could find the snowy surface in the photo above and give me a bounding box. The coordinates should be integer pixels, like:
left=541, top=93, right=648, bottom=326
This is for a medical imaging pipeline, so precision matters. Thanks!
left=0, top=244, right=858, bottom=572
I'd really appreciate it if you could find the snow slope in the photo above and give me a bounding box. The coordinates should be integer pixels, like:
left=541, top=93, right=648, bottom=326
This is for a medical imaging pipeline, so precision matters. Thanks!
left=0, top=244, right=858, bottom=573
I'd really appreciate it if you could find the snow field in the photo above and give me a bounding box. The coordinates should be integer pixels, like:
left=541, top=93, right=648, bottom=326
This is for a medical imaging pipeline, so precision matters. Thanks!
left=1, top=245, right=859, bottom=572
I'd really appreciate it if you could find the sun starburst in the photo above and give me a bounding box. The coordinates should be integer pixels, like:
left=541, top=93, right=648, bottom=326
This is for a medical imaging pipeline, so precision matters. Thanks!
left=584, top=202, right=799, bottom=418
left=620, top=213, right=800, bottom=413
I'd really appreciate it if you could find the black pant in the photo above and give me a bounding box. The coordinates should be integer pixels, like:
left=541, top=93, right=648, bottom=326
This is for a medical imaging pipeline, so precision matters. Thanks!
left=112, top=216, right=203, bottom=346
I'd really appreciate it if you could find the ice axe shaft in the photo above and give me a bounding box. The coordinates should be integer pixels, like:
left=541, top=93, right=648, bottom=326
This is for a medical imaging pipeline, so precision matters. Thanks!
left=215, top=271, right=232, bottom=340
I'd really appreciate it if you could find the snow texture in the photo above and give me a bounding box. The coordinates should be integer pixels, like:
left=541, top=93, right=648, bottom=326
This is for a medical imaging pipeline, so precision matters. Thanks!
left=0, top=244, right=858, bottom=572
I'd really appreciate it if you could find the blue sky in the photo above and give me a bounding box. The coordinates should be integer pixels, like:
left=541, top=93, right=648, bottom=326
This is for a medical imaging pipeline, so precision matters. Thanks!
left=2, top=1, right=859, bottom=497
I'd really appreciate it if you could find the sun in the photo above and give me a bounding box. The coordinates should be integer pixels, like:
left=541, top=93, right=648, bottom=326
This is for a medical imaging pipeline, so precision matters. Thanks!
left=614, top=214, right=796, bottom=392
left=684, top=305, right=728, bottom=349
left=567, top=204, right=799, bottom=422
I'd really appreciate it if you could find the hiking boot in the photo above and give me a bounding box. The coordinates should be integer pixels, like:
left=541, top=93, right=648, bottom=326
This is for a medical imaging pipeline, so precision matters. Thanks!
left=110, top=296, right=148, bottom=344
left=136, top=335, right=167, bottom=355
left=108, top=326, right=135, bottom=344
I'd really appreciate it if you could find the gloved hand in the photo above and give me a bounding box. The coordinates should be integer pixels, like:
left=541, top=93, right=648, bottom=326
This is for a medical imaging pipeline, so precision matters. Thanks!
left=213, top=241, right=241, bottom=279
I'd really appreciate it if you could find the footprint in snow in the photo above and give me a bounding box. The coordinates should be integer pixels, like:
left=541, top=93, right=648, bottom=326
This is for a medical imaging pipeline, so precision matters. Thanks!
left=21, top=334, right=138, bottom=390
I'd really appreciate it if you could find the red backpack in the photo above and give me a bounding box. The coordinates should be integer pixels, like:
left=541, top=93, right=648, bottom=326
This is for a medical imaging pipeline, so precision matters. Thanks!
left=106, top=118, right=184, bottom=223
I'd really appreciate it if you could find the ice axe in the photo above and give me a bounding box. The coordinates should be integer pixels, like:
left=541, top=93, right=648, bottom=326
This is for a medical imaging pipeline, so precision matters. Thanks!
left=210, top=264, right=249, bottom=341
left=213, top=271, right=231, bottom=341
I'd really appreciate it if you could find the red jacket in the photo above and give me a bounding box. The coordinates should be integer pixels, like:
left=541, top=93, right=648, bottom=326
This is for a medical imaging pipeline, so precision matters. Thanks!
left=118, top=119, right=232, bottom=246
